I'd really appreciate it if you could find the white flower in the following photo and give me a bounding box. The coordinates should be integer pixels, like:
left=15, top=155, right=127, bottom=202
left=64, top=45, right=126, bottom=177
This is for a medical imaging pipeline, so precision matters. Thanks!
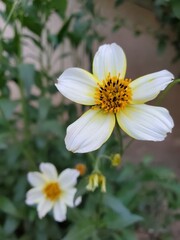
left=55, top=43, right=174, bottom=153
left=26, top=163, right=81, bottom=222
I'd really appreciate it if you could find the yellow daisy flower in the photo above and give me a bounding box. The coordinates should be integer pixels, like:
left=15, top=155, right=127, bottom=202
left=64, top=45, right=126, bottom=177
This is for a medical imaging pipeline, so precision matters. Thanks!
left=55, top=43, right=174, bottom=153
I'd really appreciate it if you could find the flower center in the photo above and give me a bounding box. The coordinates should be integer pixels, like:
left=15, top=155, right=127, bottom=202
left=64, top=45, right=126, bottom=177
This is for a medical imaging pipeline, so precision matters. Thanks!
left=43, top=182, right=61, bottom=201
left=93, top=74, right=132, bottom=113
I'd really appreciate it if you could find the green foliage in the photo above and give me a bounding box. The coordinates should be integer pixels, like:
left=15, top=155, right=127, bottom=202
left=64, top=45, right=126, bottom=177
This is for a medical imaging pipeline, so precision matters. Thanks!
left=0, top=1, right=179, bottom=240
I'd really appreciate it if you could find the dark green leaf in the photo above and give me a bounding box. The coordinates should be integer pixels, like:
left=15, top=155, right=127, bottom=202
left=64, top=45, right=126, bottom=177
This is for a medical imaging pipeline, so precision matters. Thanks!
left=0, top=99, right=18, bottom=119
left=38, top=97, right=51, bottom=120
left=0, top=196, right=22, bottom=218
left=18, top=64, right=35, bottom=96
left=171, top=0, right=180, bottom=19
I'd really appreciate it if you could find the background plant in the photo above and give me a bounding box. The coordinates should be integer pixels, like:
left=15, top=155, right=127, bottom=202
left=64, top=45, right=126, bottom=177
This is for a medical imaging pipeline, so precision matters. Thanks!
left=0, top=0, right=180, bottom=240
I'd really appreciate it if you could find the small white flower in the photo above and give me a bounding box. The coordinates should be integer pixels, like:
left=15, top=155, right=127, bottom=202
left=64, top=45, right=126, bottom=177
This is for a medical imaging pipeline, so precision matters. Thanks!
left=26, top=163, right=81, bottom=222
left=55, top=43, right=174, bottom=153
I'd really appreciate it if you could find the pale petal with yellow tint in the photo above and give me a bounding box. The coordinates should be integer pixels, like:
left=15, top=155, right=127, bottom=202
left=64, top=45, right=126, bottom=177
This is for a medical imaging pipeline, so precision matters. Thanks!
left=93, top=43, right=127, bottom=81
left=65, top=109, right=115, bottom=153
left=40, top=162, right=58, bottom=180
left=58, top=169, right=79, bottom=189
left=27, top=172, right=45, bottom=187
left=53, top=200, right=67, bottom=222
left=62, top=188, right=77, bottom=207
left=130, top=70, right=174, bottom=104
left=37, top=199, right=53, bottom=219
left=55, top=68, right=98, bottom=105
left=116, top=104, right=174, bottom=141
left=26, top=188, right=44, bottom=205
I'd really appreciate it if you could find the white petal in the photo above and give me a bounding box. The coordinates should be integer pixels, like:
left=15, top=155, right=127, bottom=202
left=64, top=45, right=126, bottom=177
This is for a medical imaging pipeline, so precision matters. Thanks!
left=58, top=169, right=79, bottom=189
left=53, top=200, right=67, bottom=222
left=55, top=68, right=98, bottom=105
left=37, top=199, right=53, bottom=219
left=39, top=163, right=58, bottom=180
left=130, top=70, right=174, bottom=104
left=65, top=109, right=115, bottom=153
left=61, top=188, right=77, bottom=207
left=27, top=172, right=46, bottom=187
left=93, top=43, right=127, bottom=81
left=26, top=188, right=43, bottom=205
left=74, top=196, right=82, bottom=206
left=116, top=104, right=174, bottom=141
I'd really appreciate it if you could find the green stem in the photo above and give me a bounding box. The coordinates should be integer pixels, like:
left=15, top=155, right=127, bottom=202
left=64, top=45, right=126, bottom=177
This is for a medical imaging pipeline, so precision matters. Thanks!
left=88, top=153, right=101, bottom=172
left=94, top=157, right=101, bottom=172
left=18, top=77, right=36, bottom=170
left=124, top=138, right=134, bottom=152
left=0, top=1, right=19, bottom=37
left=0, top=0, right=20, bottom=60
left=116, top=125, right=124, bottom=155
left=0, top=108, right=17, bottom=143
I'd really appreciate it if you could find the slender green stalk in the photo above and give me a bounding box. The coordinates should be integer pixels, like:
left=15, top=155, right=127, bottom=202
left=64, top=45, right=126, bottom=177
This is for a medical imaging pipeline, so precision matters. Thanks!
left=124, top=138, right=134, bottom=152
left=0, top=0, right=20, bottom=60
left=0, top=1, right=20, bottom=38
left=18, top=75, right=37, bottom=170
left=115, top=125, right=124, bottom=155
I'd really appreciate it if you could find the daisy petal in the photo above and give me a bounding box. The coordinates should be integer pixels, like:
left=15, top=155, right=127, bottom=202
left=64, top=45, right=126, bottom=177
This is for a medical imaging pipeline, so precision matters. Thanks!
left=116, top=104, right=174, bottom=141
left=26, top=188, right=43, bottom=205
left=65, top=109, right=115, bottom=153
left=93, top=43, right=127, bottom=81
left=37, top=199, right=53, bottom=219
left=53, top=200, right=67, bottom=222
left=130, top=70, right=174, bottom=104
left=40, top=163, right=58, bottom=180
left=74, top=196, right=82, bottom=206
left=27, top=172, right=45, bottom=187
left=61, top=188, right=76, bottom=207
left=55, top=68, right=97, bottom=105
left=58, top=169, right=79, bottom=189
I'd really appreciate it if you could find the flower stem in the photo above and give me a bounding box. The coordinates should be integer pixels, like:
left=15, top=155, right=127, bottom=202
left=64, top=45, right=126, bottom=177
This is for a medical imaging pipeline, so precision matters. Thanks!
left=116, top=125, right=124, bottom=155
left=0, top=1, right=20, bottom=37
left=0, top=0, right=20, bottom=60
left=18, top=75, right=36, bottom=170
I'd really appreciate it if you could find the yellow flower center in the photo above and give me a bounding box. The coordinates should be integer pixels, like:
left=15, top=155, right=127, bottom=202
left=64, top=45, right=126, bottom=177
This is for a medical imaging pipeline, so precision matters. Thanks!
left=43, top=182, right=61, bottom=201
left=93, top=74, right=132, bottom=113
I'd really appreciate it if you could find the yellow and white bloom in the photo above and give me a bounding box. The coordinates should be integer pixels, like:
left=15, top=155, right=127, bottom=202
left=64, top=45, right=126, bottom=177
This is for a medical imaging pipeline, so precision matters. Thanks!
left=26, top=163, right=81, bottom=222
left=55, top=43, right=174, bottom=153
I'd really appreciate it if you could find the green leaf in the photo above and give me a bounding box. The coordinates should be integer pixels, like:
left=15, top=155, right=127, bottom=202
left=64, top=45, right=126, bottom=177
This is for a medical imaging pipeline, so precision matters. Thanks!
left=22, top=15, right=42, bottom=35
left=38, top=120, right=63, bottom=137
left=171, top=0, right=180, bottom=19
left=121, top=229, right=137, bottom=240
left=74, top=178, right=88, bottom=204
left=38, top=97, right=51, bottom=120
left=0, top=99, right=18, bottom=119
left=0, top=196, right=22, bottom=218
left=57, top=15, right=74, bottom=44
left=62, top=224, right=96, bottom=240
left=18, top=63, right=35, bottom=96
left=4, top=216, right=20, bottom=235
left=115, top=0, right=124, bottom=7
left=103, top=194, right=143, bottom=229
left=50, top=0, right=67, bottom=18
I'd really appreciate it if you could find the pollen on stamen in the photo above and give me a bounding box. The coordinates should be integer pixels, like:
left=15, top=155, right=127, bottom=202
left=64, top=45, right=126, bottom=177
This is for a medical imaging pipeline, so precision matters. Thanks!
left=43, top=182, right=61, bottom=201
left=93, top=74, right=132, bottom=113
